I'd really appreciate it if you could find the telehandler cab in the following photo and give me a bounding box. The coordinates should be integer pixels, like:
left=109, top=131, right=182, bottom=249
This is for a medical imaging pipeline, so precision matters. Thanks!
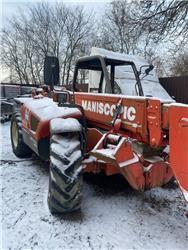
left=11, top=52, right=188, bottom=214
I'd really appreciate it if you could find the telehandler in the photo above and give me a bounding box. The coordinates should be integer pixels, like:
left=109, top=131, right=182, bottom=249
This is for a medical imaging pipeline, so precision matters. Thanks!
left=11, top=50, right=188, bottom=214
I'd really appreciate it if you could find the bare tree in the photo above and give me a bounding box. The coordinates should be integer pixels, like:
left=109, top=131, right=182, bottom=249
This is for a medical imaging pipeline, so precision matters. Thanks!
left=98, top=1, right=141, bottom=54
left=63, top=7, right=93, bottom=84
left=1, top=27, right=27, bottom=84
left=1, top=3, right=94, bottom=85
left=134, top=0, right=188, bottom=42
left=96, top=0, right=188, bottom=76
left=2, top=0, right=187, bottom=82
left=169, top=44, right=188, bottom=76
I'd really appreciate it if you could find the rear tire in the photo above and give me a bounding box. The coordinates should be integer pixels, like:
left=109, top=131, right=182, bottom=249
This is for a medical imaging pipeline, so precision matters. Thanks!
left=10, top=113, right=32, bottom=158
left=48, top=118, right=83, bottom=214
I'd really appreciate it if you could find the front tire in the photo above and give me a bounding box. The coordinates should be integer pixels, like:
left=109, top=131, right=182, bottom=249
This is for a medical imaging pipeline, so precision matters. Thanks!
left=10, top=113, right=32, bottom=158
left=48, top=118, right=83, bottom=214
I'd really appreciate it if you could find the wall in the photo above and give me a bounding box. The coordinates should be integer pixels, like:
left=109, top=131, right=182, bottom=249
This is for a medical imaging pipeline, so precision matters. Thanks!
left=159, top=76, right=188, bottom=104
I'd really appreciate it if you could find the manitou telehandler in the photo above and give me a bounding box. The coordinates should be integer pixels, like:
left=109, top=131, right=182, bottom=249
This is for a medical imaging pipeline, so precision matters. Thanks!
left=11, top=48, right=188, bottom=214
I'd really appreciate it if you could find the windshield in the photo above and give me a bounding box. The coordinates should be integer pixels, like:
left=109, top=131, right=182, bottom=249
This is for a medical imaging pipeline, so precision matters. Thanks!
left=90, top=47, right=173, bottom=102
left=114, top=64, right=173, bottom=102
left=115, top=65, right=137, bottom=96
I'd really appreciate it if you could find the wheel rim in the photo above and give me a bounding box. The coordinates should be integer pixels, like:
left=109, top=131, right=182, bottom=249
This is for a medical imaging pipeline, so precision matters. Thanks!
left=12, top=120, right=18, bottom=148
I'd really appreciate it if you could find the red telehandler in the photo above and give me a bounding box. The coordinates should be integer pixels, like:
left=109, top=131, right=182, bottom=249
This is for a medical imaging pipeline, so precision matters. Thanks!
left=11, top=52, right=188, bottom=214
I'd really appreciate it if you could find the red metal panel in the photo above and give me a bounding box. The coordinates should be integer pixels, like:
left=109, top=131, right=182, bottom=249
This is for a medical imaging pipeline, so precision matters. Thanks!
left=75, top=93, right=148, bottom=139
left=169, top=105, right=188, bottom=201
left=147, top=99, right=162, bottom=147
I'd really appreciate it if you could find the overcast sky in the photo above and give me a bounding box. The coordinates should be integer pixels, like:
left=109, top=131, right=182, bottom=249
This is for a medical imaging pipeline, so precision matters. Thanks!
left=1, top=0, right=110, bottom=27
left=0, top=0, right=111, bottom=81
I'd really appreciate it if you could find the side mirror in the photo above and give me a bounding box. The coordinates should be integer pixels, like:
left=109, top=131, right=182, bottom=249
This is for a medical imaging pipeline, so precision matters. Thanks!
left=53, top=90, right=69, bottom=104
left=44, top=56, right=59, bottom=90
left=139, top=64, right=154, bottom=76
left=145, top=65, right=154, bottom=75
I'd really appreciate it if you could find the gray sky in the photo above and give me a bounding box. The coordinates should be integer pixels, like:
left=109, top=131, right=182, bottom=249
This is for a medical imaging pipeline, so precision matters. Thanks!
left=0, top=0, right=111, bottom=81
left=1, top=0, right=110, bottom=27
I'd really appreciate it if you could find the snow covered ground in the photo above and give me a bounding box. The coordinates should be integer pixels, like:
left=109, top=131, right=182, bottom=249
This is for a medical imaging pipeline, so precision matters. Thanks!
left=1, top=122, right=188, bottom=250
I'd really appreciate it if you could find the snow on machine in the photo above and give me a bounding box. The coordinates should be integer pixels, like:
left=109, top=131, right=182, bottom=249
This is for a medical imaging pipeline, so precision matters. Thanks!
left=10, top=49, right=188, bottom=214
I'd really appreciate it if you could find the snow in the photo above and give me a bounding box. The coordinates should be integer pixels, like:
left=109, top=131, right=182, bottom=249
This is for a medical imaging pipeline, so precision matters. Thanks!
left=1, top=122, right=188, bottom=249
left=163, top=145, right=170, bottom=154
left=144, top=164, right=153, bottom=172
left=50, top=156, right=75, bottom=183
left=93, top=148, right=115, bottom=159
left=106, top=134, right=120, bottom=142
left=73, top=165, right=83, bottom=179
left=14, top=97, right=32, bottom=104
left=76, top=91, right=148, bottom=100
left=181, top=118, right=188, bottom=122
left=82, top=155, right=97, bottom=164
left=76, top=91, right=172, bottom=103
left=51, top=134, right=80, bottom=150
left=16, top=97, right=81, bottom=121
left=50, top=118, right=82, bottom=134
left=90, top=47, right=173, bottom=102
left=50, top=147, right=82, bottom=172
left=166, top=103, right=188, bottom=108
left=181, top=186, right=188, bottom=202
left=119, top=153, right=139, bottom=168
left=143, top=156, right=164, bottom=163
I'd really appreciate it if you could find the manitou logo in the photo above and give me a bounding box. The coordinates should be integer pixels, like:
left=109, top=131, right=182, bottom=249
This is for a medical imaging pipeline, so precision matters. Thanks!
left=81, top=100, right=136, bottom=121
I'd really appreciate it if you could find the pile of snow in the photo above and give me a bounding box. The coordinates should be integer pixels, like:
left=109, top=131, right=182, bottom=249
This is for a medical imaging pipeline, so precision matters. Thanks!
left=16, top=97, right=81, bottom=120
left=90, top=47, right=173, bottom=102
left=50, top=118, right=82, bottom=134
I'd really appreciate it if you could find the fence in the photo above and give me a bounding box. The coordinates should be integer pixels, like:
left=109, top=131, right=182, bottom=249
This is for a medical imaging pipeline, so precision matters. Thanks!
left=159, top=76, right=188, bottom=104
